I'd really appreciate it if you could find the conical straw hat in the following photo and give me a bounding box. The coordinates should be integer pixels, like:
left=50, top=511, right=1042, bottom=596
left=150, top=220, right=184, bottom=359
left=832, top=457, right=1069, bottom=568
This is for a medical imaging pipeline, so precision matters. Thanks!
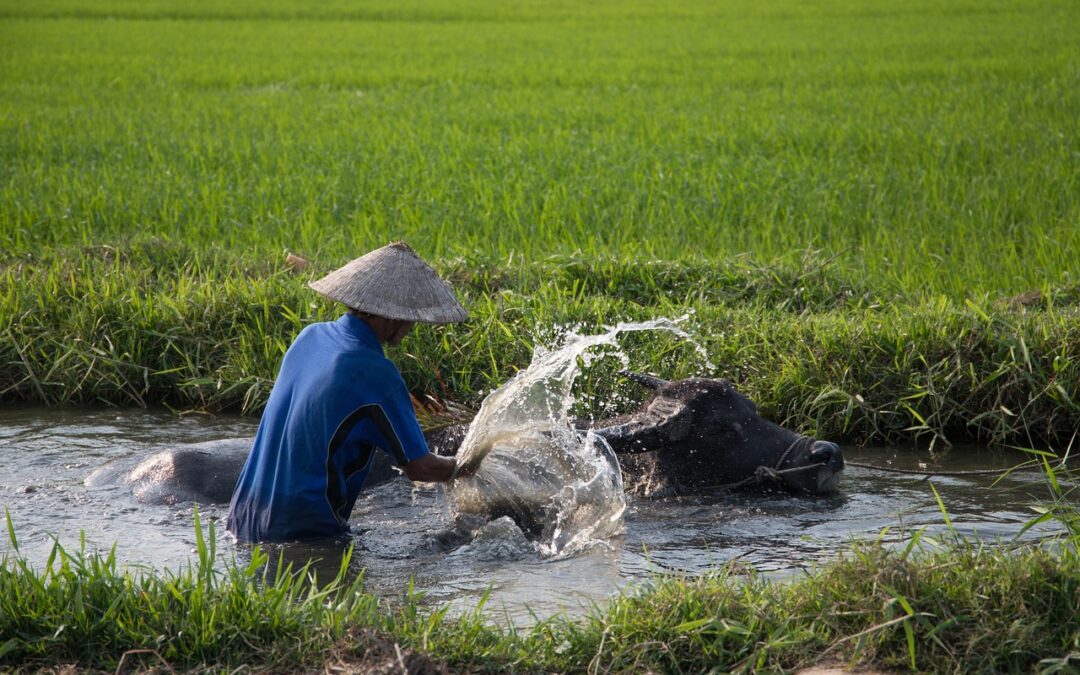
left=308, top=242, right=468, bottom=324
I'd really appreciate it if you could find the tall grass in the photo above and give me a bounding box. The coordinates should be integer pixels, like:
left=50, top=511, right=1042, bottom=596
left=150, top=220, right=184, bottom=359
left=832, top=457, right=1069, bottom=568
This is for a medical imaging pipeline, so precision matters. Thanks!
left=1, top=0, right=1078, bottom=297
left=2, top=243, right=1078, bottom=447
left=3, top=502, right=1079, bottom=673
left=1, top=509, right=393, bottom=669
left=2, top=0, right=1077, bottom=447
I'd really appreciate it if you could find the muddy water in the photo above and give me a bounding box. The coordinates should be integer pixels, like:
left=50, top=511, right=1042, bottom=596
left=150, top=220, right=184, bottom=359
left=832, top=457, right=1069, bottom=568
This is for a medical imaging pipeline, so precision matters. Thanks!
left=0, top=407, right=1065, bottom=625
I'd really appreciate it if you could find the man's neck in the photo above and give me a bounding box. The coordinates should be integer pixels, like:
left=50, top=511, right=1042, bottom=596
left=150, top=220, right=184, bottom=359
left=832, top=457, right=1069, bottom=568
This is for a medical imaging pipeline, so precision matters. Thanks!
left=352, top=310, right=412, bottom=345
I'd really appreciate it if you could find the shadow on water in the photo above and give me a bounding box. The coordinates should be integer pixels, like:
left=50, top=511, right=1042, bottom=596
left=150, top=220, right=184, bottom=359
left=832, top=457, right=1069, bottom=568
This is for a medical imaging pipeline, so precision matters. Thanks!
left=0, top=407, right=1069, bottom=625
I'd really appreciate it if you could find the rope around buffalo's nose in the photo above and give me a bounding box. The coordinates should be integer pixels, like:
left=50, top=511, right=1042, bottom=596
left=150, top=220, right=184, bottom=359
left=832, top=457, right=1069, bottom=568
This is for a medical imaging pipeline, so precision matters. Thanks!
left=702, top=462, right=831, bottom=492
left=697, top=435, right=1062, bottom=493
left=701, top=435, right=827, bottom=492
left=705, top=460, right=1069, bottom=493
left=842, top=430, right=1078, bottom=479
left=843, top=460, right=1043, bottom=477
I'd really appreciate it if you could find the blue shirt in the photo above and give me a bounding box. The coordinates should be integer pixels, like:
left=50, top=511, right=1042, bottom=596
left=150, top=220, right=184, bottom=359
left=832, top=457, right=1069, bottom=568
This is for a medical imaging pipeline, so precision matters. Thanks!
left=226, top=313, right=429, bottom=542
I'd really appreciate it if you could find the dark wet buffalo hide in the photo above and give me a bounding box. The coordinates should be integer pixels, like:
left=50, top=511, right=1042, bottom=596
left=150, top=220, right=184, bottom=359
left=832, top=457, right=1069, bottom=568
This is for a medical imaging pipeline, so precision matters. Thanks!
left=586, top=373, right=843, bottom=496
left=86, top=373, right=843, bottom=505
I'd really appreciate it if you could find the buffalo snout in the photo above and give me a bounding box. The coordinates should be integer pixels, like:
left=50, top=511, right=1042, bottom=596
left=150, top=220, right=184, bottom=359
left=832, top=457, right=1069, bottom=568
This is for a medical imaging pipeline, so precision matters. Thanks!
left=809, top=440, right=843, bottom=468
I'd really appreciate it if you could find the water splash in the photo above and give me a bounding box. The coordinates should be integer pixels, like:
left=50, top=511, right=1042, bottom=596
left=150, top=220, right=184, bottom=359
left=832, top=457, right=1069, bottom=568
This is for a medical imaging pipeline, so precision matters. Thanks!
left=450, top=317, right=710, bottom=557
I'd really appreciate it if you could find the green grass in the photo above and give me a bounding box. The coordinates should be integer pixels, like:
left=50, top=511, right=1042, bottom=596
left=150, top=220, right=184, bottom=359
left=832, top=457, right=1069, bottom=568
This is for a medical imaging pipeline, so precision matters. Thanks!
left=3, top=505, right=1079, bottom=673
left=3, top=242, right=1078, bottom=447
left=2, top=0, right=1078, bottom=447
left=2, top=245, right=1079, bottom=451
left=2, top=3, right=1078, bottom=671
left=2, top=0, right=1078, bottom=297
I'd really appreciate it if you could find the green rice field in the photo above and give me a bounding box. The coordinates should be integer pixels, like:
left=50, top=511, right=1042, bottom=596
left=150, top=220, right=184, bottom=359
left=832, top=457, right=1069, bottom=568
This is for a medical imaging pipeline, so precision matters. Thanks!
left=2, top=0, right=1078, bottom=444
left=2, top=0, right=1078, bottom=293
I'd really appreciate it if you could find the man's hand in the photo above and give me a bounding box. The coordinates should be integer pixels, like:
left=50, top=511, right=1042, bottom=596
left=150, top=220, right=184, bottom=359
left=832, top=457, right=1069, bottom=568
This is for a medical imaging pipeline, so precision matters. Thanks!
left=401, top=453, right=457, bottom=483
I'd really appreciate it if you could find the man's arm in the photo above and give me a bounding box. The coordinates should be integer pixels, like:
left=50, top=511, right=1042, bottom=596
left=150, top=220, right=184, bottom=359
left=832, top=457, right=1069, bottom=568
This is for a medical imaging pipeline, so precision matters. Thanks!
left=401, top=453, right=456, bottom=483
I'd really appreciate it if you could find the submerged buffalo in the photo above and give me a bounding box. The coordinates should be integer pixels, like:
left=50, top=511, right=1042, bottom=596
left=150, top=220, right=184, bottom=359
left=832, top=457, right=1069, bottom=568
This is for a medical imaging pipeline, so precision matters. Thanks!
left=588, top=372, right=843, bottom=496
left=86, top=372, right=843, bottom=506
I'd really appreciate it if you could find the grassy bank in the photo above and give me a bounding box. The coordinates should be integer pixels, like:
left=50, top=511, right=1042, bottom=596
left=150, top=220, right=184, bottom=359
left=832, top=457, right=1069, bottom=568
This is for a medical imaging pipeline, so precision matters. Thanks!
left=3, top=509, right=1079, bottom=673
left=3, top=243, right=1079, bottom=448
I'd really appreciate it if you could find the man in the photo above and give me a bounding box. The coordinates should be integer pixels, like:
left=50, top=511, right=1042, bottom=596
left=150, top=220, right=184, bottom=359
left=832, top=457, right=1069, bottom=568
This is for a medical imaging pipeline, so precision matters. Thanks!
left=227, top=241, right=466, bottom=542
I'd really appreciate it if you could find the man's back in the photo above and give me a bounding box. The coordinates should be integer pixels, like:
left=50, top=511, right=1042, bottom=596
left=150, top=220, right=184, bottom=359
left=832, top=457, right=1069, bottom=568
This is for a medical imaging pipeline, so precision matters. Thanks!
left=226, top=313, right=429, bottom=542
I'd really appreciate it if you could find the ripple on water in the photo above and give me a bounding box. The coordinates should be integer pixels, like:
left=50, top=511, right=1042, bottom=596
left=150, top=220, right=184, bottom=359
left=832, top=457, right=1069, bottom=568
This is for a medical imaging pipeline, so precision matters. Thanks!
left=0, top=408, right=1069, bottom=624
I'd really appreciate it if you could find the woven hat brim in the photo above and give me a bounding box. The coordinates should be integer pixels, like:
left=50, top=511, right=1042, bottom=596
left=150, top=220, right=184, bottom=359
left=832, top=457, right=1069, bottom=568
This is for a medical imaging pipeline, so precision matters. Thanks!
left=308, top=243, right=468, bottom=324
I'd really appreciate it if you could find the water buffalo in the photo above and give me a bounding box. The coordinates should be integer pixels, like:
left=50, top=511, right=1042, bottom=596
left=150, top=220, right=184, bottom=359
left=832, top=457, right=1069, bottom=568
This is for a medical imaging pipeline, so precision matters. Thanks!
left=85, top=438, right=252, bottom=505
left=587, top=372, right=844, bottom=496
left=85, top=372, right=842, bottom=506
left=84, top=437, right=408, bottom=506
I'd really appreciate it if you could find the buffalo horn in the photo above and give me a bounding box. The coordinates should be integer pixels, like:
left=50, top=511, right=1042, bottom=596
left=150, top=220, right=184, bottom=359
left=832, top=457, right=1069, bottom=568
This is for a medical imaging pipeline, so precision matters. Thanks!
left=591, top=422, right=635, bottom=441
left=620, top=371, right=670, bottom=390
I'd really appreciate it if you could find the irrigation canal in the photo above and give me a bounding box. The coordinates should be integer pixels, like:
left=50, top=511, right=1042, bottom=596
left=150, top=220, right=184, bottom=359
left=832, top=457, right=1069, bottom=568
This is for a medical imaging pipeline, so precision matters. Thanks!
left=0, top=407, right=1062, bottom=625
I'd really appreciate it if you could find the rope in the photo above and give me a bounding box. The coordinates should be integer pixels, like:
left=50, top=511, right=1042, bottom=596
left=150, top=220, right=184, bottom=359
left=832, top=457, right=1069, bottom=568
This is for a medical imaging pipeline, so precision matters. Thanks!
left=421, top=420, right=469, bottom=434
left=700, top=435, right=824, bottom=492
left=700, top=461, right=828, bottom=492
left=844, top=460, right=1039, bottom=478
left=698, top=435, right=1054, bottom=492
left=846, top=431, right=1077, bottom=479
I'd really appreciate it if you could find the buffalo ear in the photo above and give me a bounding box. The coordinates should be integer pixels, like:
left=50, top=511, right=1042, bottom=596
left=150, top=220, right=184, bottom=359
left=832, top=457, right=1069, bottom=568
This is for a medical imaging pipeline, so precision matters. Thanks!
left=594, top=395, right=694, bottom=453
left=640, top=396, right=693, bottom=442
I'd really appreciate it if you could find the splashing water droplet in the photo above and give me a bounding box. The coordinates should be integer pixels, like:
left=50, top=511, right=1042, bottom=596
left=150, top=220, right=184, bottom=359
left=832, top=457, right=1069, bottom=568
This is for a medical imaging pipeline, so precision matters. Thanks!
left=450, top=318, right=710, bottom=557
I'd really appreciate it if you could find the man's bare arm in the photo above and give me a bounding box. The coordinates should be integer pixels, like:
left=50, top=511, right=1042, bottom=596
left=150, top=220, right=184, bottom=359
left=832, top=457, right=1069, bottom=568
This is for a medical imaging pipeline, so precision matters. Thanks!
left=401, top=453, right=456, bottom=483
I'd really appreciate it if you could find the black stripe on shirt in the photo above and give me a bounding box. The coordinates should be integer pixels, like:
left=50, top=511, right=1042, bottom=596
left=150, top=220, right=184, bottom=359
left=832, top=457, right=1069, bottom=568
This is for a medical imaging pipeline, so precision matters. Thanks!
left=324, top=404, right=411, bottom=523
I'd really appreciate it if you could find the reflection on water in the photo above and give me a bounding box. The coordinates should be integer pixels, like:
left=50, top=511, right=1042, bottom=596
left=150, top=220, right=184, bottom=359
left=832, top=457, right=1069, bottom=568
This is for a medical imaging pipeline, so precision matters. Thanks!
left=0, top=407, right=1068, bottom=625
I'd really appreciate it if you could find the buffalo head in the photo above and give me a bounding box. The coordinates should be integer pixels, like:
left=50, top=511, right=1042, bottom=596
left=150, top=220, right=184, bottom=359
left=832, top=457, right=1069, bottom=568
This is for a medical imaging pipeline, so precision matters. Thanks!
left=591, top=372, right=843, bottom=496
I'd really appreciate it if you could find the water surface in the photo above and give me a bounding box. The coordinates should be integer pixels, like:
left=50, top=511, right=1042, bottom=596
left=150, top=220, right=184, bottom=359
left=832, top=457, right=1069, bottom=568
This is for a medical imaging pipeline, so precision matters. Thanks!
left=0, top=407, right=1063, bottom=625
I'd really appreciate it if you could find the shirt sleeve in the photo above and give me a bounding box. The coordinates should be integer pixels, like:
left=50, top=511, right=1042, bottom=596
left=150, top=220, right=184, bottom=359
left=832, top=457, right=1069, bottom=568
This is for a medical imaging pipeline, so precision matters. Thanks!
left=338, top=359, right=430, bottom=466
